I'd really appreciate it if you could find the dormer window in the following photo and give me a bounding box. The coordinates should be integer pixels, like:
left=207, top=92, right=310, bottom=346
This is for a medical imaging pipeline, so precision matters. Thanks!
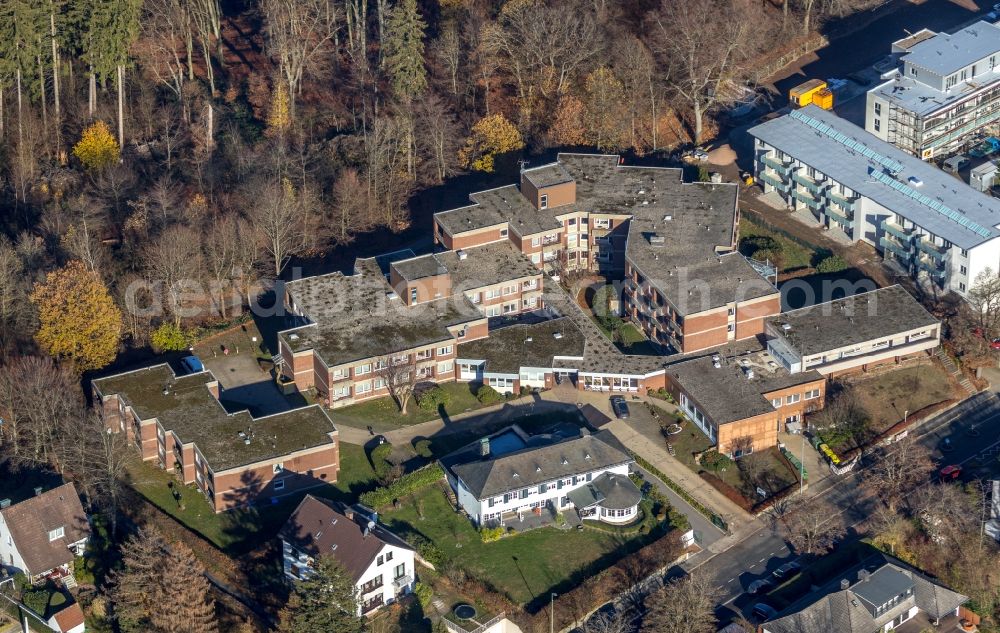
left=540, top=194, right=548, bottom=209
left=48, top=526, right=65, bottom=541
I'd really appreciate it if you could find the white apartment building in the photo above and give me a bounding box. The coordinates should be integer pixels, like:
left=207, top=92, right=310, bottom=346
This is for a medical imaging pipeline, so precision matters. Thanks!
left=442, top=426, right=641, bottom=526
left=865, top=21, right=1000, bottom=159
left=280, top=496, right=416, bottom=615
left=765, top=286, right=941, bottom=377
left=749, top=106, right=1000, bottom=298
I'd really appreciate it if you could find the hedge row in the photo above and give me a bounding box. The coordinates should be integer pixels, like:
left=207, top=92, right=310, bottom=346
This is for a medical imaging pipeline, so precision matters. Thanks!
left=359, top=463, right=445, bottom=508
left=629, top=451, right=729, bottom=533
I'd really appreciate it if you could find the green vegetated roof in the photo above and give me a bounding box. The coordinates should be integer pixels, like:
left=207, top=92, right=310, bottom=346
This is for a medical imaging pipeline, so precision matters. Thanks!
left=93, top=365, right=336, bottom=471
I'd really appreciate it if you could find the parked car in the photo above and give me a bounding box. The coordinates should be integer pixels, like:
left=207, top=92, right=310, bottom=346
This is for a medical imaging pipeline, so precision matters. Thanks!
left=610, top=396, right=630, bottom=419
left=693, top=148, right=710, bottom=161
left=991, top=338, right=1000, bottom=350
left=748, top=579, right=773, bottom=594
left=752, top=603, right=777, bottom=621
left=180, top=355, right=204, bottom=374
left=939, top=464, right=962, bottom=481
left=772, top=561, right=802, bottom=580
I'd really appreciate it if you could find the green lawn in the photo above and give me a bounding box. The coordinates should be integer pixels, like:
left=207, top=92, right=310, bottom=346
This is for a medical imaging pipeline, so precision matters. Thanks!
left=739, top=217, right=819, bottom=272
left=127, top=442, right=378, bottom=552
left=335, top=382, right=492, bottom=431
left=380, top=484, right=630, bottom=607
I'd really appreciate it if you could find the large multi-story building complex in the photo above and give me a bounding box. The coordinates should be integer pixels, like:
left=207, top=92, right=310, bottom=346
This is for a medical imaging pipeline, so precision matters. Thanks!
left=433, top=154, right=781, bottom=354
left=766, top=286, right=941, bottom=377
left=92, top=365, right=340, bottom=512
left=279, top=241, right=544, bottom=408
left=750, top=106, right=1000, bottom=297
left=865, top=21, right=1000, bottom=159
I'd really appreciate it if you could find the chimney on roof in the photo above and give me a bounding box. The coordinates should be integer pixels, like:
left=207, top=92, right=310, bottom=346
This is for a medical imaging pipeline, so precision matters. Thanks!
left=34, top=487, right=43, bottom=497
left=840, top=579, right=850, bottom=590
left=580, top=428, right=591, bottom=437
left=858, top=570, right=870, bottom=583
left=345, top=508, right=355, bottom=521
left=480, top=437, right=491, bottom=458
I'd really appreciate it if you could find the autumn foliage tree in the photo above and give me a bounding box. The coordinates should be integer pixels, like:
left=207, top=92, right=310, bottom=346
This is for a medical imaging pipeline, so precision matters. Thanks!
left=30, top=261, right=122, bottom=371
left=459, top=113, right=524, bottom=172
left=73, top=121, right=121, bottom=170
left=111, top=528, right=218, bottom=633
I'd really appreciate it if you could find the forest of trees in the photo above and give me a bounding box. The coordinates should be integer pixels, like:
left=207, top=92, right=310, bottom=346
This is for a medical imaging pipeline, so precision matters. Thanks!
left=0, top=0, right=883, bottom=356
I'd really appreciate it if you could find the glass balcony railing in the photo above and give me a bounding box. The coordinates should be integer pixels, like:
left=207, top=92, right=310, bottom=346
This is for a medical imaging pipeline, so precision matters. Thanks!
left=792, top=172, right=828, bottom=195
left=826, top=191, right=857, bottom=213
left=759, top=172, right=789, bottom=190
left=916, top=239, right=947, bottom=261
left=762, top=155, right=792, bottom=174
left=916, top=254, right=946, bottom=278
left=826, top=207, right=853, bottom=229
left=879, top=237, right=912, bottom=261
left=792, top=189, right=824, bottom=210
left=881, top=221, right=913, bottom=242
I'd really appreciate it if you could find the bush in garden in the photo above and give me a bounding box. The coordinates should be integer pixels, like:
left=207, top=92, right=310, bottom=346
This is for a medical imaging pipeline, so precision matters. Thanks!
left=418, top=386, right=451, bottom=412
left=476, top=385, right=503, bottom=405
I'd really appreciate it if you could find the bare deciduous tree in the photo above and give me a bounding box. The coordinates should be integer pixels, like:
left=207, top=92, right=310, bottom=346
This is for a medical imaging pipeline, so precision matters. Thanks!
left=779, top=497, right=845, bottom=555
left=143, top=224, right=205, bottom=326
left=862, top=434, right=934, bottom=513
left=640, top=573, right=720, bottom=633
left=649, top=0, right=759, bottom=145
left=262, top=0, right=338, bottom=120
left=584, top=610, right=630, bottom=633
left=375, top=350, right=417, bottom=415
left=247, top=177, right=308, bottom=277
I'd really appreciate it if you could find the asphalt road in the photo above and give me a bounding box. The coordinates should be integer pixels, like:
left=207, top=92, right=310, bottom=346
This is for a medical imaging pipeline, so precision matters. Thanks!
left=702, top=390, right=1000, bottom=624
left=571, top=391, right=1000, bottom=632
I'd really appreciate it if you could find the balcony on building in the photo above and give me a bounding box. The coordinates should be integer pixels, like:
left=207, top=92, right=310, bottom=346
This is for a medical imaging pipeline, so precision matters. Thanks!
left=916, top=238, right=947, bottom=261
left=825, top=190, right=857, bottom=213
left=881, top=220, right=913, bottom=243
left=879, top=236, right=912, bottom=261
left=761, top=154, right=792, bottom=175
left=758, top=171, right=789, bottom=191
left=792, top=189, right=824, bottom=210
left=825, top=207, right=853, bottom=230
left=791, top=171, right=828, bottom=196
left=916, top=254, right=946, bottom=282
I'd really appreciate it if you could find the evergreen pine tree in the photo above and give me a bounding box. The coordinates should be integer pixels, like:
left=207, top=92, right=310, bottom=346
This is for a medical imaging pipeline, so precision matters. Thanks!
left=383, top=0, right=427, bottom=103
left=278, top=556, right=364, bottom=633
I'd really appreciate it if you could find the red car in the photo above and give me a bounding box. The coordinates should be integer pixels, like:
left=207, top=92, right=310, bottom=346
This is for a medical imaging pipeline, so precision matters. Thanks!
left=939, top=465, right=962, bottom=481
left=991, top=339, right=1000, bottom=350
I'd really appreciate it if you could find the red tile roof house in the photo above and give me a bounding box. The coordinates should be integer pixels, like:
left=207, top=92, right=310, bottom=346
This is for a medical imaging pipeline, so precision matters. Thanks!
left=48, top=602, right=86, bottom=633
left=279, top=495, right=416, bottom=616
left=92, top=364, right=340, bottom=513
left=0, top=483, right=90, bottom=586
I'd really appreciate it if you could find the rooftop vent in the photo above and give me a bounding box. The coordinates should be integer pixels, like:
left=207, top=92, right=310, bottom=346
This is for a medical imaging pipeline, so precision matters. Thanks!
left=535, top=466, right=542, bottom=472
left=561, top=458, right=569, bottom=465
left=908, top=176, right=923, bottom=187
left=512, top=472, right=519, bottom=478
left=663, top=214, right=673, bottom=222
left=525, top=336, right=533, bottom=343
left=584, top=453, right=591, bottom=459
left=638, top=189, right=645, bottom=195
left=289, top=333, right=300, bottom=341
left=331, top=543, right=338, bottom=551
left=386, top=292, right=399, bottom=301
left=649, top=234, right=666, bottom=246
left=457, top=250, right=468, bottom=261
left=743, top=367, right=755, bottom=380
left=244, top=438, right=251, bottom=445
left=553, top=332, right=563, bottom=339
left=781, top=323, right=792, bottom=331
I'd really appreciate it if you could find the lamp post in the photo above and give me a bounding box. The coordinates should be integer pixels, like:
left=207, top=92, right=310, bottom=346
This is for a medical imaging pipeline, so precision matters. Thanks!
left=551, top=592, right=558, bottom=633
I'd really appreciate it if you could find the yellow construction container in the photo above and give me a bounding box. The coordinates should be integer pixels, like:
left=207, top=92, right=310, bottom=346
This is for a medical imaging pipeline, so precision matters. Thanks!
left=789, top=79, right=832, bottom=109
left=811, top=88, right=834, bottom=110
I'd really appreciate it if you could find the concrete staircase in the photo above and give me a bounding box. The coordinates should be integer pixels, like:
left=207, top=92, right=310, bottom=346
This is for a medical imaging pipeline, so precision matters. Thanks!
left=936, top=348, right=975, bottom=395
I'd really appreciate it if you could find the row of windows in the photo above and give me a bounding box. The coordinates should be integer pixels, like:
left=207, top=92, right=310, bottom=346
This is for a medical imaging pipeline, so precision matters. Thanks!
left=770, top=388, right=821, bottom=408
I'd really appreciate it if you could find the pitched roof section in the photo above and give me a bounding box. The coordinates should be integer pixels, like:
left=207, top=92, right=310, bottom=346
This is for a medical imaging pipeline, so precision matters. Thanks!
left=748, top=105, right=1000, bottom=249
left=279, top=495, right=413, bottom=583
left=0, top=483, right=89, bottom=575
left=764, top=554, right=968, bottom=633
left=445, top=428, right=632, bottom=500
left=566, top=472, right=642, bottom=510
left=768, top=285, right=939, bottom=356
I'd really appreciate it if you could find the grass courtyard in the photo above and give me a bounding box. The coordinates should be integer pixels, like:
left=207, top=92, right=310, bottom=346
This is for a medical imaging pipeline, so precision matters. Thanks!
left=127, top=442, right=378, bottom=552
left=334, top=382, right=493, bottom=431
left=739, top=216, right=819, bottom=272
left=381, top=484, right=634, bottom=607
left=818, top=364, right=956, bottom=453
